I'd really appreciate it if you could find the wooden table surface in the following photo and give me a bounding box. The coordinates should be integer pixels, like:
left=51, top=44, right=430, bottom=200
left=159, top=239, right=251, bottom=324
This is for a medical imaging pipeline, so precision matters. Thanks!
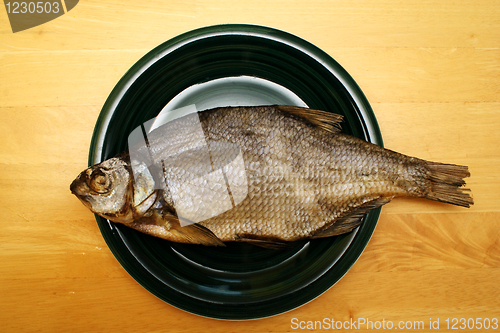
left=1, top=1, right=499, bottom=332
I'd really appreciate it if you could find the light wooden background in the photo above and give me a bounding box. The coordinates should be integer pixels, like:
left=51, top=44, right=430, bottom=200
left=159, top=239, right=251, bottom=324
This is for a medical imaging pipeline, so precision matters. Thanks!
left=1, top=1, right=499, bottom=332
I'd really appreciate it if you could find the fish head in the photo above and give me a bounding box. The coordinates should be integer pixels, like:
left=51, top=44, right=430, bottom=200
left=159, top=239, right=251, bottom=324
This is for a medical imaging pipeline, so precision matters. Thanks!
left=70, top=156, right=135, bottom=223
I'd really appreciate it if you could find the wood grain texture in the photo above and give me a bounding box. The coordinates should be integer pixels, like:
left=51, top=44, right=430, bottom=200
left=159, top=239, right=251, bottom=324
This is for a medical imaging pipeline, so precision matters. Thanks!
left=1, top=0, right=499, bottom=332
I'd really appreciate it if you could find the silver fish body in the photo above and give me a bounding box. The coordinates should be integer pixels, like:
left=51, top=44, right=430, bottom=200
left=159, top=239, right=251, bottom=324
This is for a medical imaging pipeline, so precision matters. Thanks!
left=70, top=105, right=472, bottom=246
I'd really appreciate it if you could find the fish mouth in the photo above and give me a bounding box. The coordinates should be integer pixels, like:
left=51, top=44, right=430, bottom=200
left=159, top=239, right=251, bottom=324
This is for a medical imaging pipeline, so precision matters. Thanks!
left=70, top=177, right=91, bottom=207
left=70, top=172, right=96, bottom=209
left=69, top=178, right=79, bottom=195
left=70, top=178, right=109, bottom=219
left=70, top=173, right=87, bottom=197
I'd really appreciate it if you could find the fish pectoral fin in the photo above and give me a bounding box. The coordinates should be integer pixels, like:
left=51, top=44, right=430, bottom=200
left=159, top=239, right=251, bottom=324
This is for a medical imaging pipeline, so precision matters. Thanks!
left=276, top=105, right=343, bottom=134
left=169, top=223, right=226, bottom=246
left=137, top=211, right=225, bottom=246
left=235, top=234, right=291, bottom=249
left=311, top=196, right=393, bottom=239
left=162, top=214, right=224, bottom=246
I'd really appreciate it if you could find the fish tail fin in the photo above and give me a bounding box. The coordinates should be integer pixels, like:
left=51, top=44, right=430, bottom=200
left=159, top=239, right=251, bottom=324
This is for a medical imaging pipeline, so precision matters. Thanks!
left=423, top=162, right=473, bottom=208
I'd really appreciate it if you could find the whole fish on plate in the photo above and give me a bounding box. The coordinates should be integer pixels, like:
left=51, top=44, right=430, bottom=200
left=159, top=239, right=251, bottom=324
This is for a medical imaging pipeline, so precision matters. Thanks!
left=70, top=105, right=473, bottom=247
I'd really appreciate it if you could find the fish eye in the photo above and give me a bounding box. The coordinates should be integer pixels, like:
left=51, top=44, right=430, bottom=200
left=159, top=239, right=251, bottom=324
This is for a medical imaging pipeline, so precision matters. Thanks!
left=87, top=168, right=112, bottom=194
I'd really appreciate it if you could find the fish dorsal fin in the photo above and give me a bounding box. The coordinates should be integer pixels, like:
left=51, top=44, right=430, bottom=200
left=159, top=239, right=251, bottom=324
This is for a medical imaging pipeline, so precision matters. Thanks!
left=276, top=105, right=343, bottom=133
left=311, top=196, right=393, bottom=238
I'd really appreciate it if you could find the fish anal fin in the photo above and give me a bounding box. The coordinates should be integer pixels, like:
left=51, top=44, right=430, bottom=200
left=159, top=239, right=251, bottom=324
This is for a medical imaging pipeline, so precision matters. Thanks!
left=312, top=196, right=393, bottom=239
left=276, top=105, right=344, bottom=134
left=235, top=234, right=290, bottom=249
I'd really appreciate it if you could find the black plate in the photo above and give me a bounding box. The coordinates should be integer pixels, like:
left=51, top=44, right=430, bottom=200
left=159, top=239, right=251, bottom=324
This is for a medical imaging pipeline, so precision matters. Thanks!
left=88, top=24, right=383, bottom=320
